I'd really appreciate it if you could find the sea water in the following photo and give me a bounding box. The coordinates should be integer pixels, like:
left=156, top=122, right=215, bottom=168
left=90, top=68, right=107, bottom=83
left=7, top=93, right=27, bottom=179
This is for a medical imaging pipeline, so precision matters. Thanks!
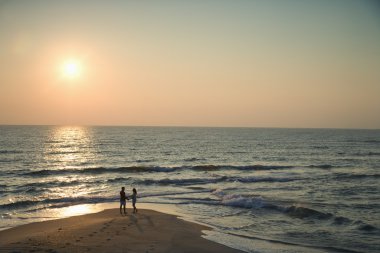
left=0, top=126, right=379, bottom=252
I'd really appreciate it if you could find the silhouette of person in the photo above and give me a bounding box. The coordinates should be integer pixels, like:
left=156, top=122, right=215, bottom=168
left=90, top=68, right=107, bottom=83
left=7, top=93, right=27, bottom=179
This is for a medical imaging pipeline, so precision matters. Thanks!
left=120, top=187, right=128, bottom=215
left=130, top=188, right=138, bottom=213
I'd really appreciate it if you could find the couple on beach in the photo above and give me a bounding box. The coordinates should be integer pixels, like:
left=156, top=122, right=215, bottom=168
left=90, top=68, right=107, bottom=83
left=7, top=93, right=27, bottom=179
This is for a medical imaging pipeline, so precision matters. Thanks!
left=120, top=187, right=138, bottom=215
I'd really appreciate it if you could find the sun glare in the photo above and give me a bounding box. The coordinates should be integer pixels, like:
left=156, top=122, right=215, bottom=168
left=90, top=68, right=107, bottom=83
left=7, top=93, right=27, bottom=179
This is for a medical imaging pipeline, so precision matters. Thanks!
left=62, top=60, right=81, bottom=78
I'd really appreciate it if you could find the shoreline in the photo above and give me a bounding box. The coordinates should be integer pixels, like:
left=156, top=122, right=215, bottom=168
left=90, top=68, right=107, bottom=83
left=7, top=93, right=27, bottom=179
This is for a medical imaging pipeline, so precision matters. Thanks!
left=0, top=208, right=244, bottom=253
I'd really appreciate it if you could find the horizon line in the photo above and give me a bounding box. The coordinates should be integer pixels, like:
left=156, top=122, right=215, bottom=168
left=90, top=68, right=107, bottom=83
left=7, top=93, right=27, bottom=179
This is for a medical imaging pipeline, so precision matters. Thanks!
left=0, top=124, right=379, bottom=131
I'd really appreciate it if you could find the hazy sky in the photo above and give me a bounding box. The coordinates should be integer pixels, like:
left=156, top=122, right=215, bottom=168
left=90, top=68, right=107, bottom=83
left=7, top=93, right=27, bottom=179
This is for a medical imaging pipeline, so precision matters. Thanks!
left=1, top=0, right=379, bottom=128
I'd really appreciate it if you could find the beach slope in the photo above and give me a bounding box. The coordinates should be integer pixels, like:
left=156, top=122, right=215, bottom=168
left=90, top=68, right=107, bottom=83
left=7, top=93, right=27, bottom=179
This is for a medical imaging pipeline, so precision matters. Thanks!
left=0, top=208, right=244, bottom=253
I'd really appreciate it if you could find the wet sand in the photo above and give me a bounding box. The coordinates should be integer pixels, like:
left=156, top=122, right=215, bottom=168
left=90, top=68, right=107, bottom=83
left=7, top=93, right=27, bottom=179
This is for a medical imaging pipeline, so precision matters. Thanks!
left=0, top=208, right=244, bottom=253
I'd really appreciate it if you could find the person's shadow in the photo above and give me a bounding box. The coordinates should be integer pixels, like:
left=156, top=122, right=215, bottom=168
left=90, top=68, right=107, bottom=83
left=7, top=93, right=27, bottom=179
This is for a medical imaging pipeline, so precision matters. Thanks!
left=129, top=214, right=155, bottom=233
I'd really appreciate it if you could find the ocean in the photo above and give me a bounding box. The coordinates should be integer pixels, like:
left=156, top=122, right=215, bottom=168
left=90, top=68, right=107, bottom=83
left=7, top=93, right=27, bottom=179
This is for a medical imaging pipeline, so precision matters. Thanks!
left=0, top=126, right=379, bottom=253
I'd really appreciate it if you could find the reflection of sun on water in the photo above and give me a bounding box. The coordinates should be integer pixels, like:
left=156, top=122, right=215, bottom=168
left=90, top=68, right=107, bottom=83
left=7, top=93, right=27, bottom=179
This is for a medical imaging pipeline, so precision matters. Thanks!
left=46, top=126, right=94, bottom=167
left=43, top=127, right=97, bottom=201
left=50, top=203, right=114, bottom=219
left=60, top=204, right=92, bottom=217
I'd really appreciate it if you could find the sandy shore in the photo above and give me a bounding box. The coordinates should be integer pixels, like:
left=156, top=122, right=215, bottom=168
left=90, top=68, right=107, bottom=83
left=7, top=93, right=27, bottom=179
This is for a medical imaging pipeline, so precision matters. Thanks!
left=0, top=208, right=244, bottom=253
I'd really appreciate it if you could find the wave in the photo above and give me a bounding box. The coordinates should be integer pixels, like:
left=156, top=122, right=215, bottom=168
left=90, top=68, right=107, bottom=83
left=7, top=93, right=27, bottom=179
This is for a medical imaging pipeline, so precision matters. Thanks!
left=362, top=140, right=380, bottom=144
left=4, top=175, right=299, bottom=194
left=22, top=166, right=177, bottom=176
left=210, top=189, right=374, bottom=227
left=0, top=158, right=23, bottom=163
left=107, top=177, right=133, bottom=183
left=356, top=223, right=378, bottom=232
left=233, top=176, right=298, bottom=183
left=138, top=177, right=228, bottom=186
left=0, top=150, right=23, bottom=154
left=334, top=151, right=380, bottom=157
left=20, top=164, right=295, bottom=177
left=44, top=150, right=82, bottom=155
left=220, top=194, right=264, bottom=209
left=352, top=152, right=380, bottom=157
left=136, top=159, right=155, bottom=163
left=226, top=165, right=294, bottom=171
left=211, top=189, right=263, bottom=208
left=367, top=152, right=380, bottom=156
left=9, top=180, right=93, bottom=194
left=183, top=157, right=207, bottom=162
left=135, top=175, right=299, bottom=186
left=226, top=151, right=248, bottom=154
left=0, top=199, right=38, bottom=209
left=332, top=216, right=352, bottom=225
left=307, top=164, right=334, bottom=169
left=139, top=189, right=211, bottom=199
left=312, top=146, right=329, bottom=149
left=284, top=206, right=333, bottom=219
left=0, top=196, right=115, bottom=210
left=333, top=173, right=380, bottom=180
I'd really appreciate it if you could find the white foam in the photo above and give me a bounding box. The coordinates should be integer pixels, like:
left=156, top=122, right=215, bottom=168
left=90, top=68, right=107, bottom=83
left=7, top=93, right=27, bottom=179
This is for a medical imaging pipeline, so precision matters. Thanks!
left=212, top=189, right=264, bottom=209
left=221, top=194, right=264, bottom=209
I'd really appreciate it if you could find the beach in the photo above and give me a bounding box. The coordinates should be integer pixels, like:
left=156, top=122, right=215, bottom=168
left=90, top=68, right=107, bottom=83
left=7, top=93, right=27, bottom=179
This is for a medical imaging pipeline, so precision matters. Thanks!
left=0, top=208, right=243, bottom=253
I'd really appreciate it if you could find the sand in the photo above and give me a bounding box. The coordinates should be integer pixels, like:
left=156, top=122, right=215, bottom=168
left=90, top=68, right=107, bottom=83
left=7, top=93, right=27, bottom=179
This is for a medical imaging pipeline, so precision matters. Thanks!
left=0, top=208, right=244, bottom=253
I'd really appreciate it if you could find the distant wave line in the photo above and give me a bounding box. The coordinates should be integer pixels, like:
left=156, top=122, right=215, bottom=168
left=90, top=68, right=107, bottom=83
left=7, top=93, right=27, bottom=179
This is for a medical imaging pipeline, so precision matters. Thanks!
left=17, top=164, right=335, bottom=177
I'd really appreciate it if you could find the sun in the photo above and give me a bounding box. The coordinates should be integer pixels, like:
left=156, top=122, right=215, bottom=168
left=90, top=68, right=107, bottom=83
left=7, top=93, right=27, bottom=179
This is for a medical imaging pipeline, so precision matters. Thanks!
left=62, top=60, right=81, bottom=78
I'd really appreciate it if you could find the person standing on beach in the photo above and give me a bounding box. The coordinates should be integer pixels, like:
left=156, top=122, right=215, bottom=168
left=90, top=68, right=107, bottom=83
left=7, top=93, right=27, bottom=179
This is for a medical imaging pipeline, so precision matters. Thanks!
left=120, top=187, right=128, bottom=215
left=130, top=188, right=138, bottom=213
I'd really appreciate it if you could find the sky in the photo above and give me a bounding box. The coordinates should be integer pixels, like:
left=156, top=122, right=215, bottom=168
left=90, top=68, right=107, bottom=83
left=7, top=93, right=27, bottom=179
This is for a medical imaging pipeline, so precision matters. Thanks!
left=0, top=0, right=379, bottom=128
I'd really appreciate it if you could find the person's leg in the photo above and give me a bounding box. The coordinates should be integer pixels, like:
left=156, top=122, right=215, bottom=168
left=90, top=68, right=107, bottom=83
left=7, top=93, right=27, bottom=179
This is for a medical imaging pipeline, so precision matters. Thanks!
left=120, top=203, right=122, bottom=214
left=123, top=203, right=126, bottom=214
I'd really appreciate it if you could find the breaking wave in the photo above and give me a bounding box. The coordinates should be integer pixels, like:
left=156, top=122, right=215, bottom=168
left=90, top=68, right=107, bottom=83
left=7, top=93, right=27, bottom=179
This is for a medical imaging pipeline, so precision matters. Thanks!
left=19, top=164, right=296, bottom=177
left=210, top=189, right=377, bottom=229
